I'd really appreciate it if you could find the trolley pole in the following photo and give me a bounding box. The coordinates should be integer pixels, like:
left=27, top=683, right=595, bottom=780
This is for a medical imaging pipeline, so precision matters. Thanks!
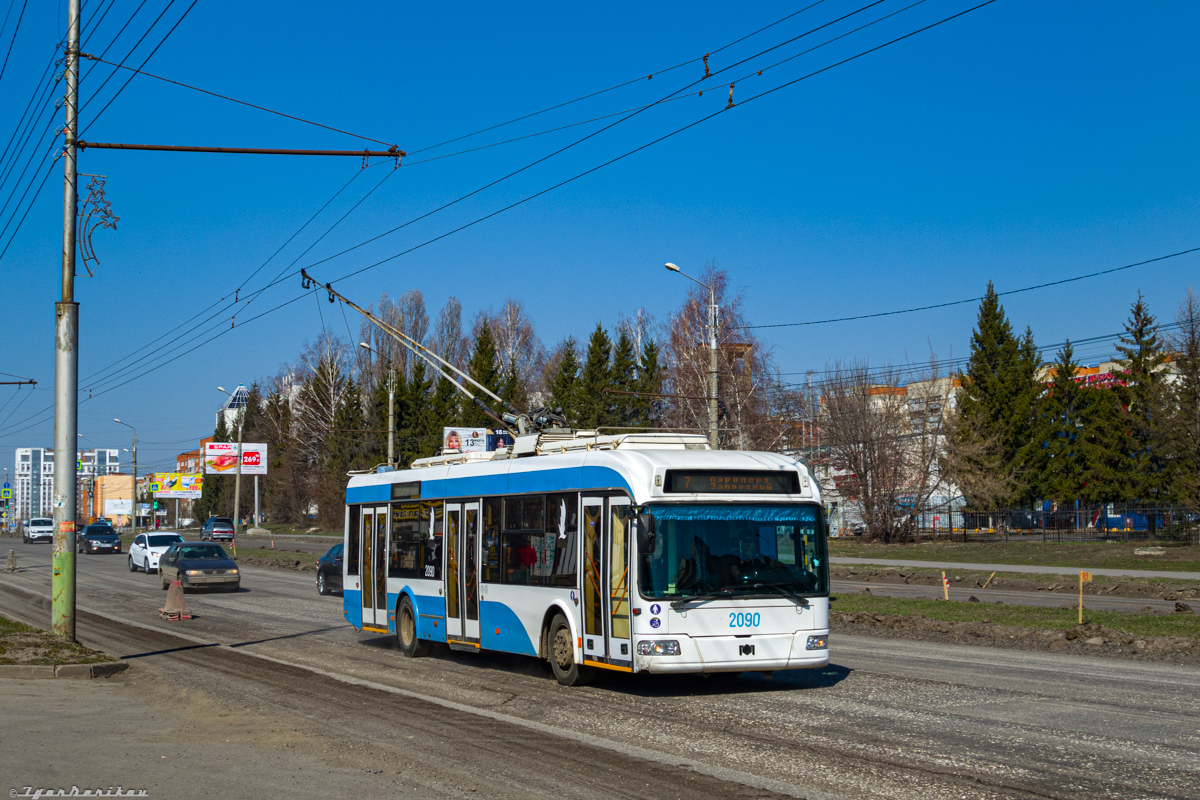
left=52, top=0, right=81, bottom=640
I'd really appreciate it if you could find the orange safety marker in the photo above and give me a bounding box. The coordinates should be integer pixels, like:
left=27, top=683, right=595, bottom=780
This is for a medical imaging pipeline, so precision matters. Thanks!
left=1078, top=570, right=1092, bottom=624
left=941, top=571, right=950, bottom=601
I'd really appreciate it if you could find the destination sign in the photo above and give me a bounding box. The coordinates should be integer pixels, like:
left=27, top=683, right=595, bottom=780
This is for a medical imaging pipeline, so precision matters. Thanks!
left=664, top=470, right=800, bottom=494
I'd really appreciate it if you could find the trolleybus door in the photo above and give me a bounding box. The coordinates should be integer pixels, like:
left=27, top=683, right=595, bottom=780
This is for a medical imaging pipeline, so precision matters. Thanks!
left=607, top=497, right=633, bottom=664
left=443, top=502, right=481, bottom=643
left=581, top=496, right=632, bottom=664
left=360, top=505, right=389, bottom=628
left=581, top=498, right=606, bottom=659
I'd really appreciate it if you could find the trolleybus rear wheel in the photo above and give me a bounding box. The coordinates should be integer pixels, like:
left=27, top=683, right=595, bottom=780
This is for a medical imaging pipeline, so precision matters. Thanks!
left=397, top=595, right=429, bottom=658
left=548, top=614, right=594, bottom=687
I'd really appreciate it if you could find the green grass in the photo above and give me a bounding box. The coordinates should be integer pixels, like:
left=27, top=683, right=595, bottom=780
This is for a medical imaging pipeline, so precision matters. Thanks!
left=832, top=593, right=1200, bottom=639
left=0, top=615, right=113, bottom=665
left=828, top=539, right=1200, bottom=573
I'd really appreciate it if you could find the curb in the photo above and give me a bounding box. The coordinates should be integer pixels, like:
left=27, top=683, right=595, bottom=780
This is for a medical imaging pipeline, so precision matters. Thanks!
left=0, top=661, right=129, bottom=679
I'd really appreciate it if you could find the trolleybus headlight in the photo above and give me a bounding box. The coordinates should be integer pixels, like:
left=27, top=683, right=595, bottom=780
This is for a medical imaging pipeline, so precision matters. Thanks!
left=806, top=635, right=828, bottom=650
left=636, top=640, right=681, bottom=656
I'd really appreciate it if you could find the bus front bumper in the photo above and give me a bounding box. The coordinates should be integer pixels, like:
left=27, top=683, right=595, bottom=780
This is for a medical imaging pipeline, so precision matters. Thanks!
left=633, top=630, right=830, bottom=674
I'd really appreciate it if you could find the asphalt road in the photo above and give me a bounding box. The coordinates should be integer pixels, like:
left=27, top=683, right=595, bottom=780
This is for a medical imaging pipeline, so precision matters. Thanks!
left=830, top=579, right=1181, bottom=612
left=2, top=539, right=1198, bottom=800
left=832, top=556, right=1200, bottom=580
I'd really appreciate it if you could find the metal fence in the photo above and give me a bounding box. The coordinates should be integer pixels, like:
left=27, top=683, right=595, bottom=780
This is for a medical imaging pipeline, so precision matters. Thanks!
left=907, top=502, right=1200, bottom=545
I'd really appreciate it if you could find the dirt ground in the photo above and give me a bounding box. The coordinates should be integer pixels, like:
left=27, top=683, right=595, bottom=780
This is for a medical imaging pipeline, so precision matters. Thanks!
left=831, top=609, right=1200, bottom=667
left=833, top=565, right=1200, bottom=601
left=0, top=615, right=116, bottom=665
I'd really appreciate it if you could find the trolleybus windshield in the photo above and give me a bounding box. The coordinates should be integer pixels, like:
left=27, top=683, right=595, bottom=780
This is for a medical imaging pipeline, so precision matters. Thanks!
left=638, top=504, right=827, bottom=598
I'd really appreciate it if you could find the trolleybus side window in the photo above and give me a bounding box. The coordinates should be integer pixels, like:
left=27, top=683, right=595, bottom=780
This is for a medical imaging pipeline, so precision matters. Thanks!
left=492, top=494, right=578, bottom=587
left=346, top=506, right=360, bottom=576
left=389, top=502, right=439, bottom=580
left=481, top=498, right=502, bottom=582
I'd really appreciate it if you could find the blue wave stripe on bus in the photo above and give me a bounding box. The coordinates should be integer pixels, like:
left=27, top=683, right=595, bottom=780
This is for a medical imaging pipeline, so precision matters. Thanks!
left=344, top=589, right=363, bottom=629
left=345, top=465, right=632, bottom=504
left=480, top=600, right=537, bottom=656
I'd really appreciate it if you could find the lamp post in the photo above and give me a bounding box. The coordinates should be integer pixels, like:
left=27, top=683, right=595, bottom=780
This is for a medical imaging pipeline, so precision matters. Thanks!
left=217, top=387, right=245, bottom=551
left=113, top=419, right=137, bottom=535
left=360, top=342, right=395, bottom=467
left=665, top=262, right=719, bottom=449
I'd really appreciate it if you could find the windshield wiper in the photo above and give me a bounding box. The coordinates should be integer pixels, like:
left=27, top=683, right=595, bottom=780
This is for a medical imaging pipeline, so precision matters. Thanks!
left=739, top=582, right=811, bottom=606
left=670, top=585, right=735, bottom=609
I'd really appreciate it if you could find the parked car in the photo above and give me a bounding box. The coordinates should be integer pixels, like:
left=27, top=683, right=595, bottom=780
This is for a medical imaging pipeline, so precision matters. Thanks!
left=158, top=542, right=240, bottom=592
left=77, top=522, right=121, bottom=554
left=316, top=543, right=344, bottom=595
left=128, top=531, right=185, bottom=573
left=200, top=517, right=235, bottom=541
left=23, top=517, right=54, bottom=543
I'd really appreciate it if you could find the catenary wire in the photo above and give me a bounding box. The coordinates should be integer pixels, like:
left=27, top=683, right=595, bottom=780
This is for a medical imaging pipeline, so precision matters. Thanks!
left=79, top=0, right=199, bottom=134
left=743, top=247, right=1200, bottom=329
left=0, top=0, right=1005, bottom=434
left=0, top=0, right=28, bottom=85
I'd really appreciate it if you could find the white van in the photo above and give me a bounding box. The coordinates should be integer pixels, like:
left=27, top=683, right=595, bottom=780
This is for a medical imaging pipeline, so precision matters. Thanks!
left=24, top=518, right=54, bottom=543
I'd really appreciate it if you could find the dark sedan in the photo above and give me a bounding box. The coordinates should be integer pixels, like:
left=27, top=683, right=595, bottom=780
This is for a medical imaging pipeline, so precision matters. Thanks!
left=316, top=543, right=343, bottom=595
left=159, top=542, right=240, bottom=592
left=77, top=523, right=121, bottom=554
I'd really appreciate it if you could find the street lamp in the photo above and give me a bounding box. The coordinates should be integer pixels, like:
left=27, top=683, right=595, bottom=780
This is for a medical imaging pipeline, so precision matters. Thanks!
left=665, top=262, right=719, bottom=448
left=360, top=342, right=396, bottom=468
left=113, top=419, right=137, bottom=535
left=217, top=386, right=246, bottom=548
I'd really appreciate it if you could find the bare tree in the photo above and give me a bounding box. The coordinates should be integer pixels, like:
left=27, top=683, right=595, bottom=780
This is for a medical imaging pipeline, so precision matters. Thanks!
left=294, top=333, right=350, bottom=467
left=488, top=298, right=545, bottom=405
left=820, top=361, right=951, bottom=542
left=431, top=296, right=470, bottom=370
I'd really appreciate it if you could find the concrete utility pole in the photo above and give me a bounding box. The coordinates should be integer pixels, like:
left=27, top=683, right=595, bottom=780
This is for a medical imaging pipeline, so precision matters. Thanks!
left=387, top=366, right=396, bottom=467
left=52, top=0, right=81, bottom=641
left=665, top=262, right=720, bottom=449
left=114, top=419, right=136, bottom=536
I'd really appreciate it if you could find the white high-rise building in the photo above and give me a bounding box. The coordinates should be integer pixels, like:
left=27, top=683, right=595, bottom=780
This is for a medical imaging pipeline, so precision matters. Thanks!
left=14, top=447, right=120, bottom=522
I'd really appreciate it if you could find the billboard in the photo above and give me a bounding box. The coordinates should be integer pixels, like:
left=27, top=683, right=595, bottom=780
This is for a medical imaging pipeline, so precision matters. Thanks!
left=105, top=499, right=132, bottom=515
left=151, top=473, right=204, bottom=499
left=205, top=442, right=268, bottom=475
left=442, top=427, right=514, bottom=453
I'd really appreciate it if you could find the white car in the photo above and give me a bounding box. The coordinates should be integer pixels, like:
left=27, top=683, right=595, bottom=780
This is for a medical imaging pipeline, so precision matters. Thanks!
left=128, top=532, right=185, bottom=573
left=23, top=518, right=54, bottom=543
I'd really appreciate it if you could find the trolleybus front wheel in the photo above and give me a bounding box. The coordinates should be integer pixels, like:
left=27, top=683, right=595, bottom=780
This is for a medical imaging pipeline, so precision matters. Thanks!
left=397, top=595, right=430, bottom=658
left=548, top=614, right=594, bottom=687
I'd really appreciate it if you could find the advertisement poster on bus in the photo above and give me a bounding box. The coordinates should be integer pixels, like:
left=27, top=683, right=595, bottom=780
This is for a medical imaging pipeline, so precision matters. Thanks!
left=442, top=427, right=514, bottom=453
left=151, top=473, right=204, bottom=499
left=204, top=442, right=268, bottom=475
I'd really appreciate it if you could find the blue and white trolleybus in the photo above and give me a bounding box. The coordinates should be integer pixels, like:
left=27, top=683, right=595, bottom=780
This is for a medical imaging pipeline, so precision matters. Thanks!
left=341, top=431, right=829, bottom=685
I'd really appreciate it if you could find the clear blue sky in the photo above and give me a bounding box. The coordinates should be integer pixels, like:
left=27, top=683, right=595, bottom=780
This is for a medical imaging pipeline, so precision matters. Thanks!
left=0, top=0, right=1197, bottom=475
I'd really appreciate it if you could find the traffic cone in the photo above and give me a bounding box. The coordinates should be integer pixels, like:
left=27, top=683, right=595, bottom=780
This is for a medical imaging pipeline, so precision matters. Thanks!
left=159, top=580, right=193, bottom=620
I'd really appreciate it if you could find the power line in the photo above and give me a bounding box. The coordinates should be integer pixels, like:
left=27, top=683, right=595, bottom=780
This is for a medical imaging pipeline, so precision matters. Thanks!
left=744, top=247, right=1200, bottom=330
left=79, top=53, right=401, bottom=148
left=2, top=0, right=1003, bottom=435
left=80, top=0, right=199, bottom=134
left=0, top=0, right=28, bottom=85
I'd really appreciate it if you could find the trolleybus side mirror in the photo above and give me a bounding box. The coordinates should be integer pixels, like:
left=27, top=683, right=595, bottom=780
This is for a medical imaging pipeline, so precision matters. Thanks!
left=636, top=511, right=656, bottom=552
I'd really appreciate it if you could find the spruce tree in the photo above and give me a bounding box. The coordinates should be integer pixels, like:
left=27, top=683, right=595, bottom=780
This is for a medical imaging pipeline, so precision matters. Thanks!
left=1115, top=292, right=1171, bottom=500
left=609, top=330, right=639, bottom=428
left=1030, top=342, right=1087, bottom=501
left=548, top=337, right=581, bottom=424
left=461, top=320, right=502, bottom=427
left=1168, top=289, right=1200, bottom=506
left=577, top=324, right=612, bottom=429
left=637, top=339, right=661, bottom=427
left=952, top=283, right=1041, bottom=506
